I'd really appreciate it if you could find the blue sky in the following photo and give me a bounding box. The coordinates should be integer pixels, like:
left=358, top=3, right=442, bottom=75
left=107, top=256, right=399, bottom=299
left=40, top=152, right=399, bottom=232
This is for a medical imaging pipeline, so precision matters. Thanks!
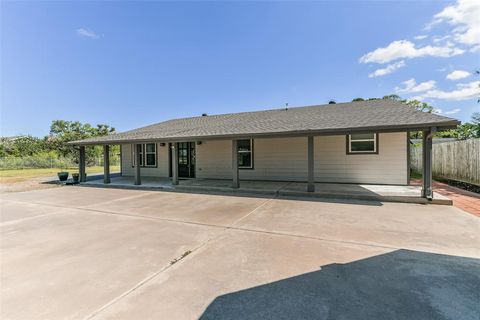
left=1, top=1, right=479, bottom=137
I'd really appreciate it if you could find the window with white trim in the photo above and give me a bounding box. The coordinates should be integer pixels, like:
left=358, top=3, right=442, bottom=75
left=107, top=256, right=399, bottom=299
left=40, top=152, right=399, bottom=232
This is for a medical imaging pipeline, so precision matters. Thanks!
left=237, top=139, right=253, bottom=169
left=347, top=133, right=377, bottom=154
left=132, top=143, right=157, bottom=167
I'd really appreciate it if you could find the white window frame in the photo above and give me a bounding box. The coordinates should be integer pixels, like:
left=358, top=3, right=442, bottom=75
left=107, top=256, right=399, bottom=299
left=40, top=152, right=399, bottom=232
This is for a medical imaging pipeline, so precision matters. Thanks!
left=132, top=144, right=144, bottom=167
left=132, top=143, right=157, bottom=167
left=144, top=143, right=157, bottom=167
left=237, top=139, right=253, bottom=169
left=348, top=133, right=377, bottom=154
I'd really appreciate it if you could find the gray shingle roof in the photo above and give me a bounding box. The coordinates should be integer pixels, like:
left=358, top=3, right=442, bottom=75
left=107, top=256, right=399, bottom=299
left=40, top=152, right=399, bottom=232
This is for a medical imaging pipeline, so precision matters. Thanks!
left=71, top=100, right=460, bottom=145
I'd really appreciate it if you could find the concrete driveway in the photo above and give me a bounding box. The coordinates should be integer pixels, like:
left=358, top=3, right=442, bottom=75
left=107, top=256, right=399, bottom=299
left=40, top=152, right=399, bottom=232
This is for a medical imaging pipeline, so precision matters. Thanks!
left=1, top=186, right=479, bottom=320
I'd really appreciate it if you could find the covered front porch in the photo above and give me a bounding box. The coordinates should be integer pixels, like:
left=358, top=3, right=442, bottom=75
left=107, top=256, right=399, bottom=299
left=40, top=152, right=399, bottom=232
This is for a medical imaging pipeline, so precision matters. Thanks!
left=76, top=128, right=438, bottom=201
left=83, top=176, right=452, bottom=205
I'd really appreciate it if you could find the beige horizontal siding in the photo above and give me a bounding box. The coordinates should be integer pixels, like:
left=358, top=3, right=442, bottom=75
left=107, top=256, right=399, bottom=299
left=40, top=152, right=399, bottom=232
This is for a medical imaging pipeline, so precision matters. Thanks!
left=121, top=143, right=169, bottom=177
left=239, top=137, right=308, bottom=181
left=196, top=140, right=232, bottom=179
left=121, top=132, right=408, bottom=185
left=196, top=138, right=308, bottom=181
left=314, top=133, right=407, bottom=184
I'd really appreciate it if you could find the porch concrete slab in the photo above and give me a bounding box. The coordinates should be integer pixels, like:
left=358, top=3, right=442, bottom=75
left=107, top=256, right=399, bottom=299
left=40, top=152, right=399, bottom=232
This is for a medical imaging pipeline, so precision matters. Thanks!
left=0, top=205, right=221, bottom=320
left=236, top=198, right=480, bottom=258
left=95, top=229, right=480, bottom=320
left=180, top=178, right=291, bottom=192
left=286, top=182, right=421, bottom=196
left=83, top=177, right=452, bottom=205
left=85, top=177, right=290, bottom=193
left=282, top=182, right=452, bottom=205
left=85, top=189, right=269, bottom=226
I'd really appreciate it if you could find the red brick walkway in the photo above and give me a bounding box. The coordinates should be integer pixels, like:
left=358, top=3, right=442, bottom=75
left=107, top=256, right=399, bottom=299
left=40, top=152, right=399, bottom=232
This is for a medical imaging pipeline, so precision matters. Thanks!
left=411, top=179, right=480, bottom=217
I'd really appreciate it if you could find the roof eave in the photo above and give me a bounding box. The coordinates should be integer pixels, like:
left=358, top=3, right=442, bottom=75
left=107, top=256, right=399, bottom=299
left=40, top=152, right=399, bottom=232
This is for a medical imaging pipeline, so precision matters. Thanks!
left=68, top=120, right=460, bottom=146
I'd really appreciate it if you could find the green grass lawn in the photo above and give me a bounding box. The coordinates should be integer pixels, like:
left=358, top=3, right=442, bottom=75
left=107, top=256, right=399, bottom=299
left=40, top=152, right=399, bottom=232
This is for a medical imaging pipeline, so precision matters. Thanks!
left=0, top=166, right=120, bottom=183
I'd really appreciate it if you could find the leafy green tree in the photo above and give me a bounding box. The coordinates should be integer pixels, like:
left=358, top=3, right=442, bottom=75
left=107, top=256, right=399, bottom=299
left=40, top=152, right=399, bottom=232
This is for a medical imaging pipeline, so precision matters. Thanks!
left=352, top=98, right=365, bottom=102
left=405, top=100, right=435, bottom=113
left=0, top=136, right=46, bottom=157
left=434, top=112, right=479, bottom=140
left=48, top=120, right=116, bottom=165
left=382, top=94, right=403, bottom=102
left=1, top=120, right=120, bottom=169
left=456, top=112, right=480, bottom=139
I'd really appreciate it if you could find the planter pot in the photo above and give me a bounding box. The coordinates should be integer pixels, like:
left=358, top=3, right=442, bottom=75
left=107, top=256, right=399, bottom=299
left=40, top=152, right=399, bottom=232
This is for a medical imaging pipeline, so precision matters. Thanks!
left=58, top=172, right=69, bottom=182
left=72, top=173, right=79, bottom=183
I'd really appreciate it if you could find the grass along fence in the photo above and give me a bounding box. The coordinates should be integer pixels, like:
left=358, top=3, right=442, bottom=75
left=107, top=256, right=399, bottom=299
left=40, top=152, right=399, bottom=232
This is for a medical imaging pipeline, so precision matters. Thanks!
left=411, top=138, right=480, bottom=186
left=0, top=155, right=120, bottom=170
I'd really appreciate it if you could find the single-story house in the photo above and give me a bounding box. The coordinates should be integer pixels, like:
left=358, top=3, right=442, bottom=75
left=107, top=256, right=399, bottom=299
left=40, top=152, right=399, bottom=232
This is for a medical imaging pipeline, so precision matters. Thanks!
left=71, top=100, right=459, bottom=199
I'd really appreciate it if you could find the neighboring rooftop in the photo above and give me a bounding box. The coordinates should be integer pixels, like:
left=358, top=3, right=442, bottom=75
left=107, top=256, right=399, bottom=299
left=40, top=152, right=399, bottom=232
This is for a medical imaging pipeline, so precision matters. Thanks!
left=71, top=100, right=460, bottom=145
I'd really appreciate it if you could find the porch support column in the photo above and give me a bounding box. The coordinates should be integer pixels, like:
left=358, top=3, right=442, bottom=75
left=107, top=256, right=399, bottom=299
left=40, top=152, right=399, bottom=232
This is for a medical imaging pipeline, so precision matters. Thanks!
left=103, top=145, right=110, bottom=184
left=171, top=143, right=179, bottom=185
left=232, top=139, right=239, bottom=189
left=307, top=136, right=315, bottom=192
left=79, top=146, right=86, bottom=182
left=421, top=128, right=435, bottom=199
left=406, top=131, right=411, bottom=186
left=134, top=144, right=142, bottom=185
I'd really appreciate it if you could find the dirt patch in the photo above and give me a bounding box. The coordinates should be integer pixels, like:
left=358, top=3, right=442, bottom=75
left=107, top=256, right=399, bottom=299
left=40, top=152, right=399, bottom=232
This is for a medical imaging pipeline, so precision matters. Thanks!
left=0, top=176, right=60, bottom=193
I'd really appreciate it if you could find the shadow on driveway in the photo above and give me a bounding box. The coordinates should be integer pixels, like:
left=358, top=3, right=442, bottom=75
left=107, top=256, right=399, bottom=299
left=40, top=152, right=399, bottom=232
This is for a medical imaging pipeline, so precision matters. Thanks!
left=200, top=249, right=480, bottom=320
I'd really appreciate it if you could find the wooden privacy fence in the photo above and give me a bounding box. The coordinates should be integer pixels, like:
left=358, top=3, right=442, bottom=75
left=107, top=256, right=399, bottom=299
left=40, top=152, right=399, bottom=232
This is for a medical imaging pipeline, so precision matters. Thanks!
left=411, top=138, right=480, bottom=186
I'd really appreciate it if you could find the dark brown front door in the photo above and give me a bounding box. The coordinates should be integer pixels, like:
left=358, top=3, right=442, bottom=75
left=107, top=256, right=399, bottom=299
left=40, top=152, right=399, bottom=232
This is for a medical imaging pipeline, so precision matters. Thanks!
left=177, top=142, right=195, bottom=178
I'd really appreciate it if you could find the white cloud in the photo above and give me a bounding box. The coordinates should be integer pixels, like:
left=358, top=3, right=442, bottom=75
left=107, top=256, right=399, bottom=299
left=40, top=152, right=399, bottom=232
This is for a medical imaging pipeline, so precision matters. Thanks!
left=368, top=60, right=406, bottom=78
left=359, top=40, right=464, bottom=64
left=444, top=108, right=461, bottom=115
left=433, top=0, right=480, bottom=46
left=417, top=81, right=480, bottom=101
left=414, top=35, right=428, bottom=40
left=446, top=70, right=470, bottom=80
left=470, top=45, right=480, bottom=52
left=76, top=28, right=100, bottom=39
left=395, top=78, right=437, bottom=94
left=432, top=35, right=451, bottom=43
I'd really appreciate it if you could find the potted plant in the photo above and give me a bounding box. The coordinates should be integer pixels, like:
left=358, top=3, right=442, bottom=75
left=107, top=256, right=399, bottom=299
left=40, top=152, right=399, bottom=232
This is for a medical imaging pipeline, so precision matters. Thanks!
left=57, top=171, right=69, bottom=181
left=72, top=173, right=79, bottom=183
